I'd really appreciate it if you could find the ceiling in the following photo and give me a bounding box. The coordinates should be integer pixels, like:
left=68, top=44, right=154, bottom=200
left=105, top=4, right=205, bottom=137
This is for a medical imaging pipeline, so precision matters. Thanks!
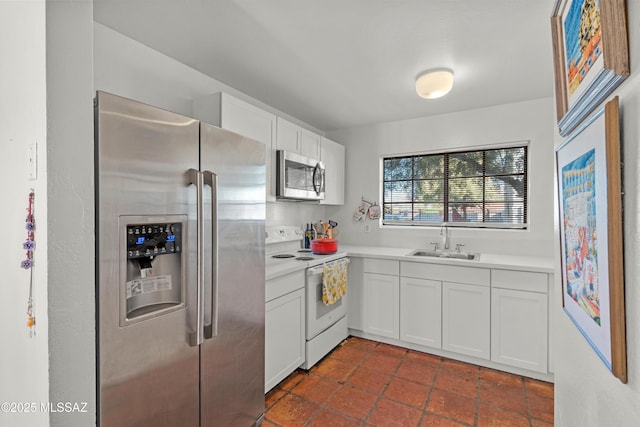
left=93, top=0, right=556, bottom=132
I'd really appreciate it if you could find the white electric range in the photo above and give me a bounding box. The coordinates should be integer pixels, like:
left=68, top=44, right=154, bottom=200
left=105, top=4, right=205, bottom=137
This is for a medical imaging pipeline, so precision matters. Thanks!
left=265, top=225, right=349, bottom=369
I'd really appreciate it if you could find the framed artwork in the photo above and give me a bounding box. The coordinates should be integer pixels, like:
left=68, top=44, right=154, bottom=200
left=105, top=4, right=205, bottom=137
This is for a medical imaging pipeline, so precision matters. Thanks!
left=551, top=0, right=629, bottom=136
left=555, top=96, right=626, bottom=382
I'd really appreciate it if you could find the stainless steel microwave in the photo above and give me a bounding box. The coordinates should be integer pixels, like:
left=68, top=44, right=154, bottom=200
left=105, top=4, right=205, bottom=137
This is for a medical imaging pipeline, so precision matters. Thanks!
left=276, top=150, right=325, bottom=201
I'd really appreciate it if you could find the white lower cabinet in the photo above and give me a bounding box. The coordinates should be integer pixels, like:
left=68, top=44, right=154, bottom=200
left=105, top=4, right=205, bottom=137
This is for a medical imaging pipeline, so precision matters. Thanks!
left=265, top=288, right=305, bottom=392
left=442, top=281, right=491, bottom=360
left=362, top=259, right=400, bottom=339
left=363, top=272, right=400, bottom=339
left=491, top=270, right=549, bottom=373
left=349, top=257, right=551, bottom=378
left=400, top=277, right=441, bottom=348
left=347, top=258, right=365, bottom=331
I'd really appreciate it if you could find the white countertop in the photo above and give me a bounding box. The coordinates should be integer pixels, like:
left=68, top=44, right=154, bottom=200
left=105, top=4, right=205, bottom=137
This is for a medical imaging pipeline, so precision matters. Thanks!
left=340, top=244, right=555, bottom=274
left=266, top=245, right=555, bottom=280
left=265, top=262, right=307, bottom=281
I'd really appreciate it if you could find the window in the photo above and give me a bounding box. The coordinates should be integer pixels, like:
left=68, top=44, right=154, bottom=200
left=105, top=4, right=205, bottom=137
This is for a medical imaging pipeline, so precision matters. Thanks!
left=382, top=144, right=527, bottom=228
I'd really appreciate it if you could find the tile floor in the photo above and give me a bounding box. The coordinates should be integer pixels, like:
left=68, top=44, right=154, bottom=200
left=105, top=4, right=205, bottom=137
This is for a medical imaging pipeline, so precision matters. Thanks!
left=264, top=337, right=554, bottom=427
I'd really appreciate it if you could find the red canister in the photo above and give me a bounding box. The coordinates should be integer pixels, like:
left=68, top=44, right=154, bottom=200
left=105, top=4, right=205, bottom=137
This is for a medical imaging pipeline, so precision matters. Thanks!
left=310, top=238, right=338, bottom=254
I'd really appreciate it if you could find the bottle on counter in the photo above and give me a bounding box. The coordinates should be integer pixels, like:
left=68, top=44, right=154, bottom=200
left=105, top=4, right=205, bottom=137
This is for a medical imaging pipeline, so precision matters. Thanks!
left=304, top=223, right=313, bottom=248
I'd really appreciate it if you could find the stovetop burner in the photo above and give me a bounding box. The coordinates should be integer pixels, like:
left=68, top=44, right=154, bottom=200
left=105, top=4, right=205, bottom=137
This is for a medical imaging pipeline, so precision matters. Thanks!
left=296, top=256, right=315, bottom=261
left=272, top=254, right=295, bottom=259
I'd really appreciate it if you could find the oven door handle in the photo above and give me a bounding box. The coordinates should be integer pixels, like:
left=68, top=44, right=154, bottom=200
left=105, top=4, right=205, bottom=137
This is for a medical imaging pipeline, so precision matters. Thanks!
left=307, top=265, right=325, bottom=276
left=307, top=257, right=349, bottom=276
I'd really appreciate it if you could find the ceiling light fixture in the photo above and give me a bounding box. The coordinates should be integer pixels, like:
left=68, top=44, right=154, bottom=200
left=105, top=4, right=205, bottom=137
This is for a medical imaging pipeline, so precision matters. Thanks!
left=415, top=68, right=454, bottom=99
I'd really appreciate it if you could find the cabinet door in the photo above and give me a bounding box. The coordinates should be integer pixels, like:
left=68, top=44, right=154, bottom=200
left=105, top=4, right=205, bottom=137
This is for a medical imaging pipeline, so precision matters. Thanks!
left=442, top=281, right=490, bottom=359
left=363, top=273, right=399, bottom=339
left=220, top=94, right=274, bottom=144
left=347, top=258, right=365, bottom=331
left=275, top=117, right=321, bottom=159
left=265, top=288, right=305, bottom=392
left=299, top=128, right=321, bottom=159
left=491, top=288, right=548, bottom=373
left=220, top=94, right=276, bottom=201
left=319, top=137, right=345, bottom=205
left=275, top=117, right=300, bottom=153
left=400, top=277, right=442, bottom=349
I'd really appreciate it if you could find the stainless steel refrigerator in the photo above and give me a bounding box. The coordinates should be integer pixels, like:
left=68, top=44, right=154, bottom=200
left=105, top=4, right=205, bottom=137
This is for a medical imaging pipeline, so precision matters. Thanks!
left=95, top=91, right=265, bottom=426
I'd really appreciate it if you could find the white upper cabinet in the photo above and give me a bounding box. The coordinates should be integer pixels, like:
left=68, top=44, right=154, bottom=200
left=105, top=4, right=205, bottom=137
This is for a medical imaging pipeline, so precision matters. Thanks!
left=275, top=116, right=299, bottom=153
left=192, top=93, right=276, bottom=201
left=275, top=116, right=321, bottom=159
left=192, top=93, right=344, bottom=204
left=320, top=137, right=345, bottom=205
left=220, top=95, right=275, bottom=145
left=299, top=128, right=321, bottom=159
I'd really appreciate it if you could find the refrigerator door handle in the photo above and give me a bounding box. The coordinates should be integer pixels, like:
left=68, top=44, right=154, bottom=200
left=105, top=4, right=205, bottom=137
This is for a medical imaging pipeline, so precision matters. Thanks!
left=187, top=168, right=205, bottom=347
left=203, top=170, right=219, bottom=339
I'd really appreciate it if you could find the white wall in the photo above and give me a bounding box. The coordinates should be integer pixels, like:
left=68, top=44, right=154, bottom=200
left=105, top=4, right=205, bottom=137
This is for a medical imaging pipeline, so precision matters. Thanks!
left=552, top=2, right=640, bottom=424
left=46, top=2, right=95, bottom=427
left=326, top=98, right=556, bottom=257
left=0, top=2, right=49, bottom=426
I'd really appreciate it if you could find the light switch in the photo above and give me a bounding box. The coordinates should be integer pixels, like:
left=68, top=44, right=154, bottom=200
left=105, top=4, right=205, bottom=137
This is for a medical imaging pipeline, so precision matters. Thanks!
left=27, top=142, right=37, bottom=180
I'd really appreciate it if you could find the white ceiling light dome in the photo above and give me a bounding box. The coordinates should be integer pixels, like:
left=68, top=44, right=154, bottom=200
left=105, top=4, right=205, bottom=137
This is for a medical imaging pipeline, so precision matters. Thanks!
left=416, top=68, right=454, bottom=99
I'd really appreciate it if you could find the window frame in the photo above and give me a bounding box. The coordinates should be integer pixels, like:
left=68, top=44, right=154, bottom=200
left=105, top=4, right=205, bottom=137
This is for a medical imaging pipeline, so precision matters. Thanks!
left=381, top=142, right=529, bottom=230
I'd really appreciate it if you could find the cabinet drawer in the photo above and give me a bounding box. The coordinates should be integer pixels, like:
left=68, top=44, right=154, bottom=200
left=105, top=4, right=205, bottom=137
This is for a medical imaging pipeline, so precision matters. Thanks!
left=401, top=262, right=489, bottom=287
left=491, top=269, right=547, bottom=293
left=364, top=258, right=399, bottom=275
left=266, top=270, right=305, bottom=302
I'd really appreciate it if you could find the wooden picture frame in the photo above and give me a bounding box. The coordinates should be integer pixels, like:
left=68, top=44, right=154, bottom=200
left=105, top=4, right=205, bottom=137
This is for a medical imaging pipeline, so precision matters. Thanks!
left=551, top=0, right=629, bottom=136
left=555, top=96, right=626, bottom=382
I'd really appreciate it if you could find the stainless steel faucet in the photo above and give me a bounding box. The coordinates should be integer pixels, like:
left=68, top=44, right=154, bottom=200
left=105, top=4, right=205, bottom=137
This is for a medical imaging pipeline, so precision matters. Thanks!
left=440, top=223, right=449, bottom=250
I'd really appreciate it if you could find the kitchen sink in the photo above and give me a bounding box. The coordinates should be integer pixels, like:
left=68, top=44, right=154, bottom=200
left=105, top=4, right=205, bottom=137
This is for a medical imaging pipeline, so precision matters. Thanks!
left=407, top=249, right=479, bottom=261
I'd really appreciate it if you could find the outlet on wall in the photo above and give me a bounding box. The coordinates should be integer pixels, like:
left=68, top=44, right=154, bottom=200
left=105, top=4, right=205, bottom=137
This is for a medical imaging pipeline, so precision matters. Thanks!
left=364, top=223, right=371, bottom=233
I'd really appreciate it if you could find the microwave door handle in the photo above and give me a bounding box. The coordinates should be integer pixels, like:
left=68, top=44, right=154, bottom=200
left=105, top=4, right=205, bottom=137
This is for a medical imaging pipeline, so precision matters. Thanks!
left=187, top=169, right=205, bottom=347
left=202, top=170, right=218, bottom=340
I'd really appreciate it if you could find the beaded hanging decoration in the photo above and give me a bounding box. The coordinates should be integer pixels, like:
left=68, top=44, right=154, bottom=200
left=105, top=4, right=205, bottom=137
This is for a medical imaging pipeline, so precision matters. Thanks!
left=21, top=190, right=36, bottom=337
